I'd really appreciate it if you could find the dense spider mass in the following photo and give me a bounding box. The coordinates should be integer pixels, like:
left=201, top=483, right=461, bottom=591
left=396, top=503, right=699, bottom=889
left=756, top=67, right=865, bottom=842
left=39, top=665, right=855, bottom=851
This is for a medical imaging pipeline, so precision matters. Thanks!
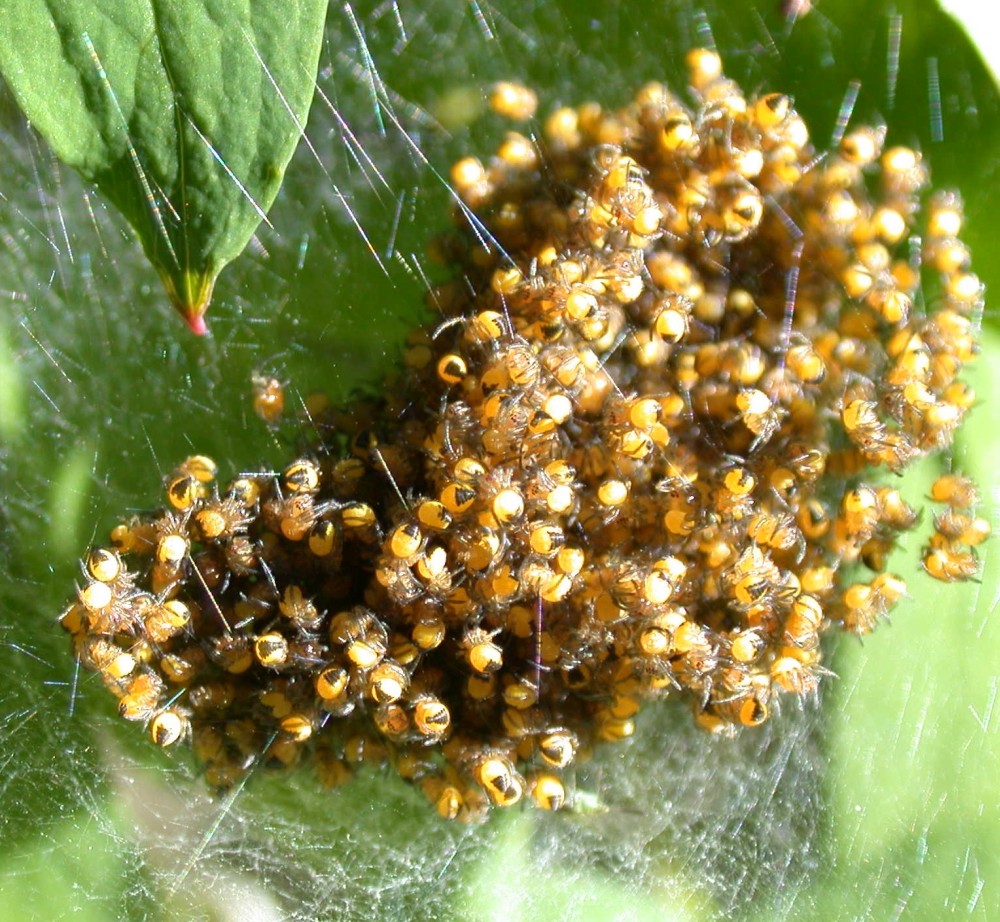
left=60, top=49, right=988, bottom=821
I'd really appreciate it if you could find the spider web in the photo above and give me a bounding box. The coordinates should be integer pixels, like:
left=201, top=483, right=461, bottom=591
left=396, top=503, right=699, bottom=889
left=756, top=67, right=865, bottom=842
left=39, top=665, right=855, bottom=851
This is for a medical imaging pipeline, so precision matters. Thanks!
left=0, top=2, right=997, bottom=920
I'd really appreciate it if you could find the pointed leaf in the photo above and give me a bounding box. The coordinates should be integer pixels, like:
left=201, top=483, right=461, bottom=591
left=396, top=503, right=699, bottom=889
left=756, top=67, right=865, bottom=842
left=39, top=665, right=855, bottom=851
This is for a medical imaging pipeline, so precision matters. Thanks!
left=0, top=0, right=327, bottom=332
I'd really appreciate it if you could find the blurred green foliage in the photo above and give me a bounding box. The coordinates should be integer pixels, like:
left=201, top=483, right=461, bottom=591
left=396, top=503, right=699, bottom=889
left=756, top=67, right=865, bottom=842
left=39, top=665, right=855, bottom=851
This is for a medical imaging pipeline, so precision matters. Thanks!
left=0, top=2, right=996, bottom=919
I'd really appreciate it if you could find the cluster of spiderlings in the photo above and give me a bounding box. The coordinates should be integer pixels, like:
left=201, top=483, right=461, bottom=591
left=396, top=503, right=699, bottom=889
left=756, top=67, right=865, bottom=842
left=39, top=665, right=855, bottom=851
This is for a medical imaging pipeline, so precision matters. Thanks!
left=60, top=49, right=988, bottom=820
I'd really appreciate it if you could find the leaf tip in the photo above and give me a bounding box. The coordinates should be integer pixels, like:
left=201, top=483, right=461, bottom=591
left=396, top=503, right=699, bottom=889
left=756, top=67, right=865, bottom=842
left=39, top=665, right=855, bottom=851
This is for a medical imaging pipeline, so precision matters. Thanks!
left=159, top=268, right=217, bottom=336
left=184, top=312, right=209, bottom=336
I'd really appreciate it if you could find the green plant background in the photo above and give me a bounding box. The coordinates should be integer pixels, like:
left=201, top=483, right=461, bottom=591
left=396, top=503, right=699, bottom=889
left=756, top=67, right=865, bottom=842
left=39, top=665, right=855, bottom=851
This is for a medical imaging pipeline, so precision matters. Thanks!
left=0, top=1, right=997, bottom=919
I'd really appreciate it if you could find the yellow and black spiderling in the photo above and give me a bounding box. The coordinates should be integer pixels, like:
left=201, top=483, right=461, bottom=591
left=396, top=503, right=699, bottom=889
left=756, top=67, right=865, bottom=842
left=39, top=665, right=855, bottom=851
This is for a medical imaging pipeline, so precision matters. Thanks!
left=60, top=49, right=988, bottom=820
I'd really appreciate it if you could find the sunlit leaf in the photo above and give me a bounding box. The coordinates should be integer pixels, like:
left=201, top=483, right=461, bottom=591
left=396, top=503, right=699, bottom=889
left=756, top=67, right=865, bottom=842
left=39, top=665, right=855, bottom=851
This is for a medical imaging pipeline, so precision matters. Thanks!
left=460, top=811, right=713, bottom=922
left=0, top=0, right=326, bottom=333
left=823, top=325, right=1000, bottom=917
left=939, top=0, right=1000, bottom=87
left=0, top=808, right=158, bottom=922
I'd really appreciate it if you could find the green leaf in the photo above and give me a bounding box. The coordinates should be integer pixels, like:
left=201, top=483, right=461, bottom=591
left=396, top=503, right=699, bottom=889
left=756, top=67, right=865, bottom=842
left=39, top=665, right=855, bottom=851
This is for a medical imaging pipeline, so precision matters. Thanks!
left=0, top=0, right=326, bottom=333
left=0, top=319, right=25, bottom=440
left=0, top=806, right=158, bottom=922
left=822, top=325, right=1000, bottom=918
left=459, top=810, right=714, bottom=922
left=939, top=0, right=1000, bottom=88
left=46, top=442, right=95, bottom=559
left=2, top=2, right=999, bottom=920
